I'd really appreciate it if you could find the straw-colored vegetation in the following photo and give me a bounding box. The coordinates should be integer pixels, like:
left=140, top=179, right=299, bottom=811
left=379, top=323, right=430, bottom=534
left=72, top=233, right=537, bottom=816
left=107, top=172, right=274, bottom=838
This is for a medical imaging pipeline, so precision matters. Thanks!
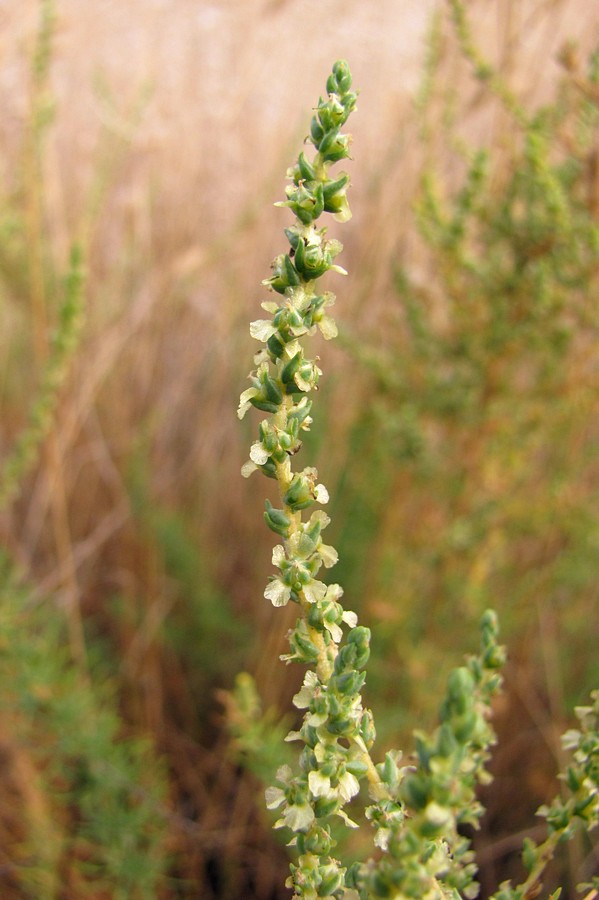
left=1, top=0, right=598, bottom=897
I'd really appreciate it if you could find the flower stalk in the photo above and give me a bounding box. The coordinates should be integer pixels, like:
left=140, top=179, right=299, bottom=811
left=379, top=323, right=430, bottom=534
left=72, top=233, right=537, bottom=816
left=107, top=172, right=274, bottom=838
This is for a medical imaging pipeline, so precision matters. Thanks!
left=239, top=60, right=379, bottom=894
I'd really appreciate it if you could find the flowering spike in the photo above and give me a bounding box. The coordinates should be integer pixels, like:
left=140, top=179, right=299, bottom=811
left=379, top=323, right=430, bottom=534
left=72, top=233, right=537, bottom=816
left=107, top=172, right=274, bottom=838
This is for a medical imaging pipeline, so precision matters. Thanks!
left=239, top=61, right=364, bottom=895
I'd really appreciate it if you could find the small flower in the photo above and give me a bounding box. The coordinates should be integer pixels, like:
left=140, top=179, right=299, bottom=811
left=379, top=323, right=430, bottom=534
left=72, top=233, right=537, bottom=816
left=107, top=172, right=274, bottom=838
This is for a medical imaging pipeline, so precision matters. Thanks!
left=284, top=467, right=328, bottom=512
left=250, top=440, right=270, bottom=465
left=285, top=284, right=311, bottom=313
left=306, top=509, right=330, bottom=531
left=253, top=347, right=270, bottom=366
left=238, top=361, right=282, bottom=417
left=281, top=340, right=323, bottom=393
left=265, top=784, right=287, bottom=810
left=316, top=314, right=338, bottom=340
left=237, top=385, right=260, bottom=419
left=338, top=770, right=360, bottom=803
left=267, top=766, right=317, bottom=832
left=323, top=619, right=343, bottom=644
left=272, top=544, right=286, bottom=568
left=302, top=579, right=327, bottom=604
left=241, top=459, right=258, bottom=478
left=295, top=359, right=323, bottom=393
left=314, top=482, right=329, bottom=503
left=287, top=531, right=317, bottom=560
left=319, top=542, right=338, bottom=568
left=309, top=769, right=333, bottom=799
left=343, top=609, right=358, bottom=628
left=261, top=299, right=280, bottom=314
left=322, top=173, right=352, bottom=222
left=313, top=292, right=339, bottom=340
left=250, top=319, right=278, bottom=341
left=374, top=826, right=390, bottom=851
left=422, top=801, right=452, bottom=834
left=277, top=802, right=315, bottom=833
left=293, top=671, right=321, bottom=709
left=266, top=764, right=293, bottom=809
left=265, top=577, right=292, bottom=607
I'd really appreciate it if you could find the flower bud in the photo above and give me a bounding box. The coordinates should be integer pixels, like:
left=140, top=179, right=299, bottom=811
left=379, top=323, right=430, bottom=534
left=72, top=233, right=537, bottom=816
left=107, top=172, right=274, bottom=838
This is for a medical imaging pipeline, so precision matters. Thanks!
left=282, top=181, right=324, bottom=225
left=565, top=765, right=581, bottom=792
left=278, top=431, right=297, bottom=453
left=323, top=174, right=352, bottom=221
left=545, top=803, right=570, bottom=831
left=446, top=667, right=475, bottom=711
left=347, top=626, right=371, bottom=669
left=318, top=864, right=344, bottom=895
left=401, top=773, right=430, bottom=811
left=346, top=759, right=368, bottom=777
left=259, top=421, right=278, bottom=453
left=284, top=561, right=312, bottom=592
left=379, top=751, right=402, bottom=789
left=297, top=151, right=316, bottom=182
left=265, top=253, right=301, bottom=294
left=250, top=396, right=281, bottom=415
left=283, top=470, right=323, bottom=512
left=310, top=693, right=328, bottom=720
left=332, top=670, right=365, bottom=696
left=359, top=709, right=376, bottom=747
left=317, top=127, right=340, bottom=157
left=287, top=397, right=313, bottom=429
left=267, top=332, right=286, bottom=359
left=263, top=373, right=283, bottom=406
left=483, top=642, right=506, bottom=670
left=317, top=95, right=347, bottom=130
left=314, top=795, right=339, bottom=818
left=334, top=642, right=357, bottom=673
left=264, top=500, right=291, bottom=537
left=435, top=722, right=457, bottom=758
left=327, top=715, right=354, bottom=737
left=418, top=801, right=452, bottom=838
left=299, top=825, right=332, bottom=856
left=326, top=73, right=338, bottom=95
left=310, top=115, right=325, bottom=146
left=281, top=350, right=303, bottom=386
left=319, top=132, right=351, bottom=163
left=290, top=629, right=320, bottom=663
left=259, top=459, right=277, bottom=479
left=481, top=608, right=499, bottom=634
left=292, top=357, right=321, bottom=393
left=307, top=605, right=322, bottom=630
left=332, top=59, right=353, bottom=94
left=294, top=237, right=331, bottom=280
left=452, top=710, right=479, bottom=743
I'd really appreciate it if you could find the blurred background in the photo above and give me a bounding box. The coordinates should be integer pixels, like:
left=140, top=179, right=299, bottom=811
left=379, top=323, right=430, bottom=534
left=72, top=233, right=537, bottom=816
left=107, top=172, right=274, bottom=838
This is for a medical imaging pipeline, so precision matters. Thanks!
left=1, top=0, right=599, bottom=896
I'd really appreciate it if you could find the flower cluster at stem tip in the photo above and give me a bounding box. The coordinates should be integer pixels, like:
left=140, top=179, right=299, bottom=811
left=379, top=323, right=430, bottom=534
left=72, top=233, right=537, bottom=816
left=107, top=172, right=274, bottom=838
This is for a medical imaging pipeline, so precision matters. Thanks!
left=238, top=57, right=357, bottom=636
